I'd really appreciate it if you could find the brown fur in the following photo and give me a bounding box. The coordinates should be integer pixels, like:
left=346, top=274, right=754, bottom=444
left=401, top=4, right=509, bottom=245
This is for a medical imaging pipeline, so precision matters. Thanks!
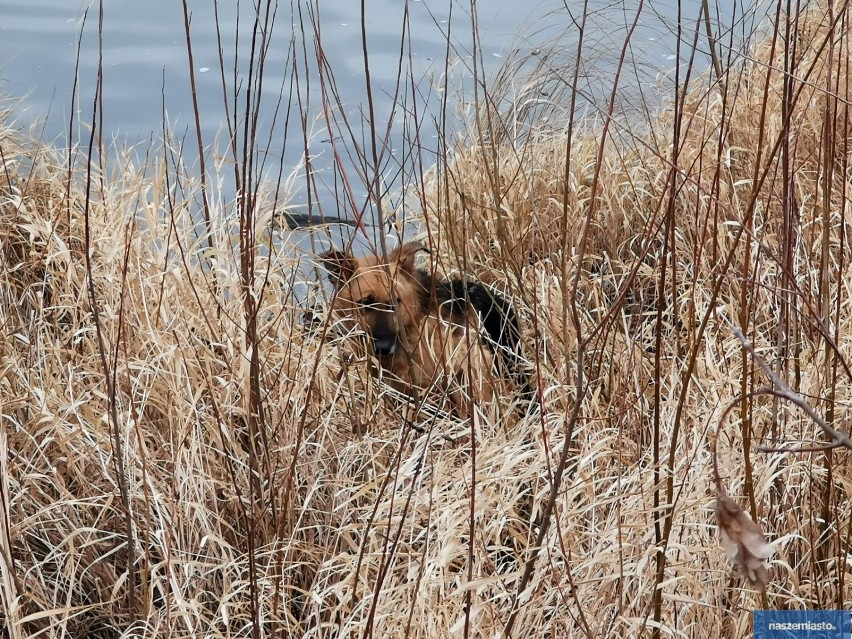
left=321, top=243, right=504, bottom=418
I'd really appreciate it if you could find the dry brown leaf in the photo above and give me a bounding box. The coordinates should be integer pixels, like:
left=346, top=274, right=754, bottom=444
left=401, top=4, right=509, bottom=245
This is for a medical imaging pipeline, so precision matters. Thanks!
left=714, top=492, right=774, bottom=590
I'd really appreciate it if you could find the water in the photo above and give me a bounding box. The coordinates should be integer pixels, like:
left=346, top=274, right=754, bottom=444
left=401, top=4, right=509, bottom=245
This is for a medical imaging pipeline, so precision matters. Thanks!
left=1, top=0, right=762, bottom=250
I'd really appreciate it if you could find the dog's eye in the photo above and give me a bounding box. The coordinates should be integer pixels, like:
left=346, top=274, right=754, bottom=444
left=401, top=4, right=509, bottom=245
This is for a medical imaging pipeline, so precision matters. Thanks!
left=358, top=294, right=376, bottom=306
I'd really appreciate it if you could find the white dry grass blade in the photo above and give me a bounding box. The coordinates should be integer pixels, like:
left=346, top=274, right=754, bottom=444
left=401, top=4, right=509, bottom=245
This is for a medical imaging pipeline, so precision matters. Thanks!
left=0, top=431, right=23, bottom=639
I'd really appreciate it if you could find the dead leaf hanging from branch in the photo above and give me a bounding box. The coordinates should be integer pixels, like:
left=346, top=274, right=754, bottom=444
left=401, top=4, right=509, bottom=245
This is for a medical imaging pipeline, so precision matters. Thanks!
left=714, top=490, right=773, bottom=591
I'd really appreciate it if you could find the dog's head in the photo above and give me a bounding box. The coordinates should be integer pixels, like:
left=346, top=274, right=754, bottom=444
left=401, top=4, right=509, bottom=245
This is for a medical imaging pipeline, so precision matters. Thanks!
left=320, top=242, right=428, bottom=357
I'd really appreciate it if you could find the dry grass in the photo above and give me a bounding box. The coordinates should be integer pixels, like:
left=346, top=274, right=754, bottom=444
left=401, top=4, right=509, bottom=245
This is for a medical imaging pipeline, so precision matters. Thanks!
left=3, top=2, right=852, bottom=638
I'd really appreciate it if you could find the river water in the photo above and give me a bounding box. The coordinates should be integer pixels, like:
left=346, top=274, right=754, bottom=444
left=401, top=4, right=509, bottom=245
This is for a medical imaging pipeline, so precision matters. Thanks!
left=1, top=0, right=765, bottom=253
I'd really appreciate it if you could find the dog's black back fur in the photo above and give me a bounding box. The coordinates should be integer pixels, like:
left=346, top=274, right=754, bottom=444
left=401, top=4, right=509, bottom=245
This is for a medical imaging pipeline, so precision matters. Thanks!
left=414, top=271, right=535, bottom=407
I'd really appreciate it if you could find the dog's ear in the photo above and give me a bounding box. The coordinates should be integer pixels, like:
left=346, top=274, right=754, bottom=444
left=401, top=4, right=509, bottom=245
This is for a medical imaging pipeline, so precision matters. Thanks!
left=392, top=242, right=428, bottom=278
left=319, top=249, right=356, bottom=288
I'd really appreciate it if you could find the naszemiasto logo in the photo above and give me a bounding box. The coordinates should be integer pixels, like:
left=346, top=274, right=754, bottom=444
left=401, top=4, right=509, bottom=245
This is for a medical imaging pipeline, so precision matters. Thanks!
left=754, top=610, right=851, bottom=638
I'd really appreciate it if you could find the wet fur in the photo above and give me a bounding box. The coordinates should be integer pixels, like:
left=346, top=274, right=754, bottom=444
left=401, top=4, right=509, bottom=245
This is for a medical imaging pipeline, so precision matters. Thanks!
left=321, top=243, right=533, bottom=417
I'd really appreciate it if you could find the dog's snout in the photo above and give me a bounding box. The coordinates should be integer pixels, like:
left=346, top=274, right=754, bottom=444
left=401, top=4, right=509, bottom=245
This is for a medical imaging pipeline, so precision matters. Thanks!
left=373, top=334, right=397, bottom=356
left=370, top=315, right=398, bottom=356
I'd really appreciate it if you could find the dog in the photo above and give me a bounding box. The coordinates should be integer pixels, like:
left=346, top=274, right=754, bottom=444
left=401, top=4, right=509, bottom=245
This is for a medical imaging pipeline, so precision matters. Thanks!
left=320, top=242, right=533, bottom=419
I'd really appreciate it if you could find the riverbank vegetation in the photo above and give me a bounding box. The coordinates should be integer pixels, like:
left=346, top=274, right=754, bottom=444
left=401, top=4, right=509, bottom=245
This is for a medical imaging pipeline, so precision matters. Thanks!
left=2, top=1, right=851, bottom=637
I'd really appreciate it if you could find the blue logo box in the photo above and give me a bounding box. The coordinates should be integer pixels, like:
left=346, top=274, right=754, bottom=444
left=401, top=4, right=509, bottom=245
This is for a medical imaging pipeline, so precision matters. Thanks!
left=754, top=610, right=851, bottom=638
